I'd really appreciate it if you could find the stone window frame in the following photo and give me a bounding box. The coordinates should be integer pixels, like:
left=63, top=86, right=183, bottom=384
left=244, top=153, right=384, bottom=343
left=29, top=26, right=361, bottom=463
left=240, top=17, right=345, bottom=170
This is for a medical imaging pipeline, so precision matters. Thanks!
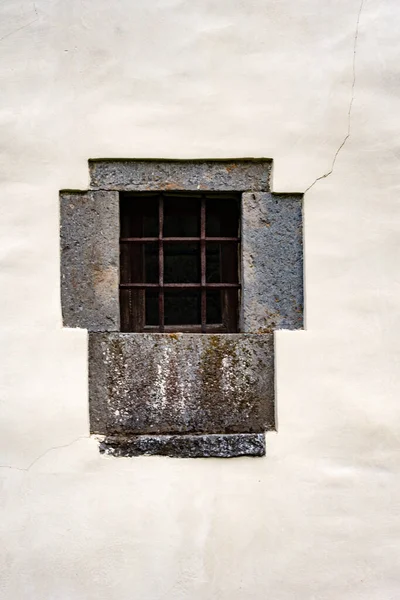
left=60, top=159, right=303, bottom=458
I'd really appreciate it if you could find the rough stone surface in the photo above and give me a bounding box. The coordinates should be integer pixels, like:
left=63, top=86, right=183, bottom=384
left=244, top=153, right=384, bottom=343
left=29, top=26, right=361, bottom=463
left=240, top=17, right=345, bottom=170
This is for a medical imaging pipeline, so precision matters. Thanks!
left=89, top=333, right=274, bottom=435
left=60, top=190, right=120, bottom=331
left=99, top=433, right=265, bottom=458
left=89, top=159, right=271, bottom=191
left=241, top=192, right=303, bottom=332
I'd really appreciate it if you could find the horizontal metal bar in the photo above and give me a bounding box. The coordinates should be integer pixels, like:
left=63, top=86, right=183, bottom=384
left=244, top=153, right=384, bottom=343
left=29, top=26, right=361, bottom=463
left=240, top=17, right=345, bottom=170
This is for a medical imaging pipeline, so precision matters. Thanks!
left=119, top=283, right=241, bottom=289
left=143, top=324, right=227, bottom=333
left=120, top=237, right=240, bottom=243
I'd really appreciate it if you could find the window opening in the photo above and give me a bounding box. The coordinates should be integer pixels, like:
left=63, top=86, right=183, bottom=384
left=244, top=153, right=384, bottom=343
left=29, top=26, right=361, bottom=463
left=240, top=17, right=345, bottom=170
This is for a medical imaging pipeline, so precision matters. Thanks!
left=120, top=192, right=240, bottom=333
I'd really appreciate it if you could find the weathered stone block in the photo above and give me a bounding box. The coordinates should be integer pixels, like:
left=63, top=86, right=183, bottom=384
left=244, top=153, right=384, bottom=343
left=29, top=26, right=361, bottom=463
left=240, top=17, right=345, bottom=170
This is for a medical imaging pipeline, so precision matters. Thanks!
left=241, top=192, right=303, bottom=332
left=89, top=159, right=271, bottom=192
left=89, top=333, right=274, bottom=436
left=60, top=190, right=120, bottom=331
left=99, top=433, right=265, bottom=458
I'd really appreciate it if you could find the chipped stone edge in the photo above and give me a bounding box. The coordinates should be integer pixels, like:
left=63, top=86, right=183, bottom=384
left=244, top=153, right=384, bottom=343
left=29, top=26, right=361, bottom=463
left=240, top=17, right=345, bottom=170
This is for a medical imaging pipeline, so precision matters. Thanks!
left=98, top=433, right=266, bottom=458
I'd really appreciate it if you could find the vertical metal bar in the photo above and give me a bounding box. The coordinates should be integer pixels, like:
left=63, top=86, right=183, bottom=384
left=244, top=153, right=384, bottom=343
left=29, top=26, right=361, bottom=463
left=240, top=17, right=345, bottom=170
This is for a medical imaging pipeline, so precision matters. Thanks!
left=158, top=195, right=165, bottom=332
left=120, top=196, right=145, bottom=332
left=200, top=196, right=206, bottom=332
left=119, top=197, right=129, bottom=331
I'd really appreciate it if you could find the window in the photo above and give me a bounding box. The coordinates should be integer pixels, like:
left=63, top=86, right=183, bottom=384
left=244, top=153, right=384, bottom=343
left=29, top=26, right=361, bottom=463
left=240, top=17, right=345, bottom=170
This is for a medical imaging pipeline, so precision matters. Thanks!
left=60, top=159, right=303, bottom=457
left=119, top=192, right=240, bottom=333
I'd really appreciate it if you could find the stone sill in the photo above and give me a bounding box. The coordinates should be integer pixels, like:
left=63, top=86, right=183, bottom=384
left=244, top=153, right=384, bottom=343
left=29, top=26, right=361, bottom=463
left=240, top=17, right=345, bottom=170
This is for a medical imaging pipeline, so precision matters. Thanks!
left=89, top=333, right=275, bottom=437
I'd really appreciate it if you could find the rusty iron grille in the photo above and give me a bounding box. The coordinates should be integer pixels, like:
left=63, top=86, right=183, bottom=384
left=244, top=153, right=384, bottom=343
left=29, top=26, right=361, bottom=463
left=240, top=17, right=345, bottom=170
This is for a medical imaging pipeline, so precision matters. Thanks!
left=119, top=192, right=240, bottom=333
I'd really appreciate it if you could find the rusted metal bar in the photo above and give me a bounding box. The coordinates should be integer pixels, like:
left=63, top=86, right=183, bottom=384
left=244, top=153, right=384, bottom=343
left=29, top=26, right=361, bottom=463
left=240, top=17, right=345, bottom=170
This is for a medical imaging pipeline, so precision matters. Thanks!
left=158, top=195, right=164, bottom=332
left=120, top=237, right=240, bottom=242
left=220, top=205, right=239, bottom=333
left=200, top=196, right=206, bottom=333
left=144, top=324, right=227, bottom=334
left=120, top=283, right=241, bottom=289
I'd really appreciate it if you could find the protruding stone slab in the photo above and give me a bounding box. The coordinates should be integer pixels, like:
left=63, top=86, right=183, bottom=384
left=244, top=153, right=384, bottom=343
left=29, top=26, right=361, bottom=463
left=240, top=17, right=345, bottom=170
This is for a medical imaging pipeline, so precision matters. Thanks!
left=99, top=433, right=265, bottom=458
left=89, top=333, right=274, bottom=436
left=89, top=159, right=271, bottom=192
left=60, top=190, right=120, bottom=331
left=241, top=192, right=303, bottom=332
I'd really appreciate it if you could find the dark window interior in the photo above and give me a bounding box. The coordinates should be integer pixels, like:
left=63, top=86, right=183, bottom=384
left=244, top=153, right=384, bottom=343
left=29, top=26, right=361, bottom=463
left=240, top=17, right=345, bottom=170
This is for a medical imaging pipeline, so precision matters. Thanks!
left=119, top=192, right=240, bottom=333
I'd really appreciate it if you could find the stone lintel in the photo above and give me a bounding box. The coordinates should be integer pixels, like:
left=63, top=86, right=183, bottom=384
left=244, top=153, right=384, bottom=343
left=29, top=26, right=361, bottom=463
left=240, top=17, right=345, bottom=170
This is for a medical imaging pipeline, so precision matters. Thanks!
left=99, top=433, right=265, bottom=458
left=89, top=159, right=271, bottom=191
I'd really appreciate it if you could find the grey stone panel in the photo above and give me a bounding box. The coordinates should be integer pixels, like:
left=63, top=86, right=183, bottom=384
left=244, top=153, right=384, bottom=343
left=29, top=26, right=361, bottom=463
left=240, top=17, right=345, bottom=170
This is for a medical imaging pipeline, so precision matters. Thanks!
left=60, top=190, right=120, bottom=331
left=99, top=433, right=265, bottom=458
left=89, top=333, right=274, bottom=435
left=89, top=159, right=271, bottom=191
left=241, top=192, right=303, bottom=332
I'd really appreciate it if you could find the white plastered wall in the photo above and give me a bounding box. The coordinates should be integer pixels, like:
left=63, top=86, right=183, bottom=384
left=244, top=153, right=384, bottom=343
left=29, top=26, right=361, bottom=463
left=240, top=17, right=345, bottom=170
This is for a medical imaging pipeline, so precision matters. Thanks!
left=1, top=1, right=400, bottom=598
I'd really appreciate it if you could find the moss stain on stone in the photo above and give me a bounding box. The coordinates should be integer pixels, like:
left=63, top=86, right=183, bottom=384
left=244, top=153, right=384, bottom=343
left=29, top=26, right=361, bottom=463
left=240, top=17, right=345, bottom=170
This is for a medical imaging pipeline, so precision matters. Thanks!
left=197, top=336, right=259, bottom=430
left=90, top=333, right=274, bottom=438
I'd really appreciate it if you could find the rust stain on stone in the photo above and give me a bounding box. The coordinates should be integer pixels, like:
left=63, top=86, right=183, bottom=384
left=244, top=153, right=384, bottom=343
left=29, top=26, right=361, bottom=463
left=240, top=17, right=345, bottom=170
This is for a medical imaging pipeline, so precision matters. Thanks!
left=162, top=181, right=182, bottom=190
left=168, top=333, right=180, bottom=340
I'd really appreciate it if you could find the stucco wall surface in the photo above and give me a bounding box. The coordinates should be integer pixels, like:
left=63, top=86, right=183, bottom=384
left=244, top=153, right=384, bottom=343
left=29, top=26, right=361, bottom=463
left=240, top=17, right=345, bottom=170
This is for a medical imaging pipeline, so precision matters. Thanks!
left=1, top=1, right=400, bottom=598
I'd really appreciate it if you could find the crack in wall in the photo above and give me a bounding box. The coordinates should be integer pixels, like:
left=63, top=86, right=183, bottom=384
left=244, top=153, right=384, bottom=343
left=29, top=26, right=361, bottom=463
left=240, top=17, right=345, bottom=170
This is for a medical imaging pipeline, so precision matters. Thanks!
left=0, top=436, right=90, bottom=473
left=304, top=0, right=365, bottom=194
left=0, top=3, right=40, bottom=44
left=0, top=17, right=39, bottom=44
